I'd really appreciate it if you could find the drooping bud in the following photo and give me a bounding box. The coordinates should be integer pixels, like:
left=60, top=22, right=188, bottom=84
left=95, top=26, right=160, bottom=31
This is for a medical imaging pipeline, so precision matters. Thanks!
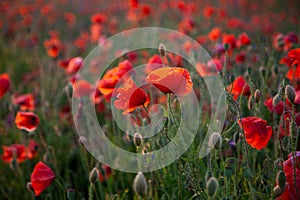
left=272, top=93, right=281, bottom=107
left=254, top=89, right=261, bottom=103
left=159, top=43, right=166, bottom=57
left=285, top=85, right=296, bottom=104
left=229, top=75, right=235, bottom=84
left=133, top=132, right=143, bottom=147
left=133, top=172, right=147, bottom=196
left=89, top=167, right=99, bottom=183
left=26, top=182, right=34, bottom=193
left=206, top=177, right=219, bottom=197
left=273, top=185, right=283, bottom=198
left=276, top=170, right=286, bottom=190
left=208, top=132, right=222, bottom=149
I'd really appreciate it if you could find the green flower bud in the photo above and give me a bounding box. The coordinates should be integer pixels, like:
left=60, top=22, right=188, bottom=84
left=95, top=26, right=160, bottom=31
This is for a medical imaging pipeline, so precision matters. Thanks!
left=285, top=85, right=296, bottom=104
left=133, top=172, right=147, bottom=196
left=206, top=177, right=219, bottom=197
left=276, top=171, right=286, bottom=190
left=89, top=167, right=99, bottom=184
left=133, top=132, right=143, bottom=147
left=272, top=93, right=281, bottom=107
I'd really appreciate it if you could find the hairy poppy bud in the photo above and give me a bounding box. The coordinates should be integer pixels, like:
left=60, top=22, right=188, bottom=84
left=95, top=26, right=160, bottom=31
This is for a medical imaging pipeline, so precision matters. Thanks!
left=254, top=89, right=261, bottom=103
left=206, top=177, right=219, bottom=197
left=273, top=185, right=283, bottom=198
left=133, top=172, right=147, bottom=196
left=159, top=43, right=166, bottom=57
left=224, top=43, right=229, bottom=51
left=133, top=132, right=143, bottom=147
left=276, top=170, right=286, bottom=190
left=229, top=74, right=235, bottom=84
left=26, top=182, right=34, bottom=193
left=89, top=167, right=99, bottom=183
left=273, top=93, right=281, bottom=107
left=209, top=132, right=222, bottom=149
left=273, top=65, right=278, bottom=75
left=260, top=68, right=266, bottom=78
left=285, top=85, right=296, bottom=104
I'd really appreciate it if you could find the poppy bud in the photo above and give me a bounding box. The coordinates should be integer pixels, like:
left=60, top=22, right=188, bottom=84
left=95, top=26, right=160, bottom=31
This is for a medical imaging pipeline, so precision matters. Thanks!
left=43, top=152, right=51, bottom=163
left=285, top=85, right=296, bottom=104
left=67, top=189, right=75, bottom=200
left=159, top=43, right=166, bottom=57
left=209, top=132, right=222, bottom=149
left=273, top=185, right=283, bottom=198
left=10, top=159, right=17, bottom=171
left=206, top=177, right=219, bottom=197
left=273, top=65, right=278, bottom=75
left=276, top=170, right=286, bottom=190
left=89, top=167, right=99, bottom=183
left=229, top=74, right=235, bottom=84
left=224, top=43, right=229, bottom=51
left=26, top=182, right=34, bottom=193
left=133, top=132, right=143, bottom=147
left=260, top=68, right=266, bottom=78
left=247, top=67, right=252, bottom=76
left=133, top=172, right=147, bottom=196
left=272, top=93, right=281, bottom=107
left=254, top=89, right=261, bottom=103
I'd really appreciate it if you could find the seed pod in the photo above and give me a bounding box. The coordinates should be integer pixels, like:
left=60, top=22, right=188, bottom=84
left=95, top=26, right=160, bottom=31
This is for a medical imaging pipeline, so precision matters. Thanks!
left=273, top=185, right=283, bottom=198
left=133, top=132, right=143, bottom=147
left=285, top=85, right=296, bottom=104
left=209, top=132, right=222, bottom=149
left=273, top=93, right=281, bottom=107
left=89, top=167, right=99, bottom=183
left=254, top=89, right=261, bottom=103
left=159, top=43, right=166, bottom=57
left=206, top=177, right=219, bottom=197
left=276, top=171, right=286, bottom=190
left=133, top=172, right=147, bottom=196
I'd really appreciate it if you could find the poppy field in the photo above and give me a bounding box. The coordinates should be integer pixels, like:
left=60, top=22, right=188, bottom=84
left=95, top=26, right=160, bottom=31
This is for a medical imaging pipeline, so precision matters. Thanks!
left=1, top=0, right=300, bottom=199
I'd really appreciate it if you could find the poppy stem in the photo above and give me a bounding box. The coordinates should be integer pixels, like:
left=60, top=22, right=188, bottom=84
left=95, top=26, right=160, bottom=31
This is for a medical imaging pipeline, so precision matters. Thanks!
left=167, top=94, right=179, bottom=130
left=54, top=179, right=66, bottom=200
left=88, top=183, right=94, bottom=200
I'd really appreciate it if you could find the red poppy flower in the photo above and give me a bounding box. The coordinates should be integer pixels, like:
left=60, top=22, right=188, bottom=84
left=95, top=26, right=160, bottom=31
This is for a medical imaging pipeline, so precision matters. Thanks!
left=30, top=162, right=55, bottom=196
left=1, top=144, right=27, bottom=163
left=114, top=78, right=150, bottom=115
left=72, top=79, right=93, bottom=98
left=227, top=76, right=250, bottom=100
left=146, top=67, right=193, bottom=96
left=264, top=97, right=284, bottom=115
left=65, top=57, right=83, bottom=75
left=238, top=116, right=272, bottom=150
left=238, top=32, right=251, bottom=47
left=196, top=59, right=222, bottom=77
left=223, top=34, right=237, bottom=50
left=208, top=27, right=221, bottom=42
left=26, top=140, right=38, bottom=160
left=0, top=73, right=10, bottom=99
left=12, top=93, right=35, bottom=111
left=15, top=111, right=40, bottom=132
left=44, top=37, right=62, bottom=58
left=277, top=152, right=300, bottom=200
left=145, top=55, right=163, bottom=74
left=98, top=60, right=134, bottom=100
left=97, top=165, right=112, bottom=182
